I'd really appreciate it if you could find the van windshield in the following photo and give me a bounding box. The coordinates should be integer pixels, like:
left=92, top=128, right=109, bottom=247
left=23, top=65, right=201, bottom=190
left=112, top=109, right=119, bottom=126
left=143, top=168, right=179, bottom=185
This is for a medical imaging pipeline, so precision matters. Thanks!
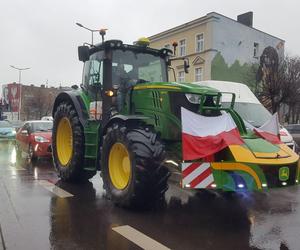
left=223, top=102, right=271, bottom=127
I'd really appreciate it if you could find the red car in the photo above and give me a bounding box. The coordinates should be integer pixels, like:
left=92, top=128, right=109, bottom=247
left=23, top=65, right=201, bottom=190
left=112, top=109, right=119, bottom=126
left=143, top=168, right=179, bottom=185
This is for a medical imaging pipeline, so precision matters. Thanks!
left=16, top=120, right=53, bottom=161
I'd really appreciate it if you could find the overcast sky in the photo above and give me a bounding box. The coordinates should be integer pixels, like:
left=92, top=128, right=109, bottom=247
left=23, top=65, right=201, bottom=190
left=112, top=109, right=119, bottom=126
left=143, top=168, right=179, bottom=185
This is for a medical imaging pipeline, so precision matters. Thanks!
left=0, top=0, right=299, bottom=89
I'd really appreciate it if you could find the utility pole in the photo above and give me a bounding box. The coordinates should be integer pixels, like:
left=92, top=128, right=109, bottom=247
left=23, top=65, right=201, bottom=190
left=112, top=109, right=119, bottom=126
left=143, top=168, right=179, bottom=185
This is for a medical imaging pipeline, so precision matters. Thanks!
left=10, top=65, right=30, bottom=84
left=76, top=22, right=107, bottom=45
left=10, top=65, right=30, bottom=120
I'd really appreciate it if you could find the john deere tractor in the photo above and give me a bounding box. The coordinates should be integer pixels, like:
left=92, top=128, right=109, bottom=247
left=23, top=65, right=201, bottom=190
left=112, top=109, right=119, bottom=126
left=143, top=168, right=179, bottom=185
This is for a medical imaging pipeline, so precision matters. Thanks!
left=52, top=38, right=300, bottom=208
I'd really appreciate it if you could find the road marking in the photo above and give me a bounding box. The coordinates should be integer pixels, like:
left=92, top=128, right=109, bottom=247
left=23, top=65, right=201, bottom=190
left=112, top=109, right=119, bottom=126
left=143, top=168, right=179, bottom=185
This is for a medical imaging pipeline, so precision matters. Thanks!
left=112, top=225, right=170, bottom=250
left=38, top=180, right=73, bottom=198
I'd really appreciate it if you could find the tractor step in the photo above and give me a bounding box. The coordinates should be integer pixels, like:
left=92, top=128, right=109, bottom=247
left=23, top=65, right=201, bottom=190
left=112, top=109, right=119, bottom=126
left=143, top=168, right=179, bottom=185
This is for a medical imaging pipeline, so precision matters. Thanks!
left=83, top=121, right=100, bottom=171
left=84, top=155, right=97, bottom=159
left=83, top=158, right=97, bottom=172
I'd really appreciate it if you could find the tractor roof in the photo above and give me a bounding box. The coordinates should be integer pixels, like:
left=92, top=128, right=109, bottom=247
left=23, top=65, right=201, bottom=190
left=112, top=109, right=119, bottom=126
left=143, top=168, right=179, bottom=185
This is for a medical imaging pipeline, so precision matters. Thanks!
left=89, top=39, right=172, bottom=57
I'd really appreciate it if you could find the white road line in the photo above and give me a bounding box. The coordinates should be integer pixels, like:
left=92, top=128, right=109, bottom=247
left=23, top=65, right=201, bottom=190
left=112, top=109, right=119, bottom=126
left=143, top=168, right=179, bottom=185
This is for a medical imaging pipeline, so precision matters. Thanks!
left=38, top=180, right=74, bottom=198
left=112, top=225, right=170, bottom=250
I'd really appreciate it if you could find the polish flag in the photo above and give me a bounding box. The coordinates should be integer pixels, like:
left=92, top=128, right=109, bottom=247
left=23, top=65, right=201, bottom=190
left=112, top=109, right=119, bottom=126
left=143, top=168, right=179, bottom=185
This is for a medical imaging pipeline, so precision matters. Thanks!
left=254, top=113, right=281, bottom=144
left=181, top=107, right=244, bottom=161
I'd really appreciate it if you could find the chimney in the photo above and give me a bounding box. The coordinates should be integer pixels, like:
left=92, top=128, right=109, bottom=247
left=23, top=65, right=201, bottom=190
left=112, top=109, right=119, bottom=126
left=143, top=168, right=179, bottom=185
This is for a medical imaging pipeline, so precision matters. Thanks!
left=237, top=12, right=253, bottom=27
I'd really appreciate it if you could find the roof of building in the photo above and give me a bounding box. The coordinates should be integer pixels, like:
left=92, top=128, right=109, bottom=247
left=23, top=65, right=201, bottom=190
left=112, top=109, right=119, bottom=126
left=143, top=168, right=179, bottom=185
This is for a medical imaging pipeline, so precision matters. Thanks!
left=149, top=12, right=284, bottom=43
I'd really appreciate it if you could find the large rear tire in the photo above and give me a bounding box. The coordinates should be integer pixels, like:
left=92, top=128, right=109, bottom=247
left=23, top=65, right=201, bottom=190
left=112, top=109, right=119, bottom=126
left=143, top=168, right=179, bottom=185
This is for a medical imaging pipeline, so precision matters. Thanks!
left=52, top=102, right=95, bottom=182
left=101, top=123, right=170, bottom=208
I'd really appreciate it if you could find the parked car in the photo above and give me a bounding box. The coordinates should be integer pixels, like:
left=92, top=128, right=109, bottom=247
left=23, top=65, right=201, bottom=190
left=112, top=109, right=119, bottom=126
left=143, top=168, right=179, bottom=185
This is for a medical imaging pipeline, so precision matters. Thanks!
left=0, top=120, right=16, bottom=143
left=194, top=80, right=297, bottom=151
left=7, top=120, right=24, bottom=132
left=285, top=124, right=300, bottom=146
left=41, top=116, right=53, bottom=121
left=16, top=120, right=53, bottom=161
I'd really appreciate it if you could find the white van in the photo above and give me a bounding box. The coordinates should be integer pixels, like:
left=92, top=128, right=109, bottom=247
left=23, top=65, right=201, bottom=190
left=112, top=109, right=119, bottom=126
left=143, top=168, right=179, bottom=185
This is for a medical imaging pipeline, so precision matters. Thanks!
left=193, top=80, right=296, bottom=151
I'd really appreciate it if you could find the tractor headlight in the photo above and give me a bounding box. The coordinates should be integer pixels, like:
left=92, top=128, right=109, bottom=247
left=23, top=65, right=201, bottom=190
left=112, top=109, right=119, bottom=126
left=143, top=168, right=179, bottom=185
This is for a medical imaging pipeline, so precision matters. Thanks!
left=185, top=94, right=201, bottom=104
left=35, top=136, right=49, bottom=143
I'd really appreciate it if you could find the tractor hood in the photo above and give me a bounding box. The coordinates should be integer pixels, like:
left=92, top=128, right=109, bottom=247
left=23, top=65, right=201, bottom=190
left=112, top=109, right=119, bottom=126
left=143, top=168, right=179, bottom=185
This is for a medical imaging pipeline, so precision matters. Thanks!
left=133, top=82, right=220, bottom=95
left=229, top=138, right=299, bottom=165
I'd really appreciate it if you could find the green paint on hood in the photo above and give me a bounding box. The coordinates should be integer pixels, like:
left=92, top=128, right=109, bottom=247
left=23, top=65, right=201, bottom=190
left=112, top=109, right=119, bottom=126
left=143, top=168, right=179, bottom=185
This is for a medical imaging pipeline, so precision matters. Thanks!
left=243, top=138, right=279, bottom=153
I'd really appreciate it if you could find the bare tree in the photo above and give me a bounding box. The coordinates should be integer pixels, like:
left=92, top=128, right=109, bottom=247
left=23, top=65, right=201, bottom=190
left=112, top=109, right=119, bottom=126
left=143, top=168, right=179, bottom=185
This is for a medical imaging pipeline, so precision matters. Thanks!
left=257, top=47, right=290, bottom=113
left=283, top=56, right=300, bottom=123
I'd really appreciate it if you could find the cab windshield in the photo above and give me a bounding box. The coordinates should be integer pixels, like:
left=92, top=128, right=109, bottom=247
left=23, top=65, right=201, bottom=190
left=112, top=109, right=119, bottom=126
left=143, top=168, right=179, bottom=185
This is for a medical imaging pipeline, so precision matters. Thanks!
left=111, top=49, right=167, bottom=86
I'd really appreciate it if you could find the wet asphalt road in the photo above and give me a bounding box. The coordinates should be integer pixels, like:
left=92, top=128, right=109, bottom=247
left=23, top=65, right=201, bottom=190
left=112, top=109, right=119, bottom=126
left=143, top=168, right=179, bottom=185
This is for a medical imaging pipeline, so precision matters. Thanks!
left=0, top=143, right=300, bottom=250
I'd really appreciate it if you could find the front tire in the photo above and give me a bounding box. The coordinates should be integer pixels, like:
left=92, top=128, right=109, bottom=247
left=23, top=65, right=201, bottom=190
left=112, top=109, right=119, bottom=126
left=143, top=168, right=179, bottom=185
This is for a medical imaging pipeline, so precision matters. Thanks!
left=101, top=123, right=170, bottom=208
left=52, top=102, right=95, bottom=182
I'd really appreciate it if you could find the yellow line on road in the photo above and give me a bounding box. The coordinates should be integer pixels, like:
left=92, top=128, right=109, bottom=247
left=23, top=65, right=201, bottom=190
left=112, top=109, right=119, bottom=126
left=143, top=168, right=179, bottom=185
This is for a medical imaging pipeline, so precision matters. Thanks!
left=112, top=225, right=170, bottom=250
left=38, top=180, right=73, bottom=198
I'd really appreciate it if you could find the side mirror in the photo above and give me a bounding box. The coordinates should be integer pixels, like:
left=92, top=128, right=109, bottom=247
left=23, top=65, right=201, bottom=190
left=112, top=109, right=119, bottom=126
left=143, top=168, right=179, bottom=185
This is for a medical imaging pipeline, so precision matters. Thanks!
left=21, top=130, right=28, bottom=136
left=184, top=58, right=190, bottom=74
left=78, top=46, right=90, bottom=62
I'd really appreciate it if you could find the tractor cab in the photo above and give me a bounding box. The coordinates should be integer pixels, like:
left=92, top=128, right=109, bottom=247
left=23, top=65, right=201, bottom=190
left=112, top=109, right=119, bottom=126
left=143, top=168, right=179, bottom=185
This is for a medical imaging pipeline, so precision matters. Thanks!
left=78, top=39, right=173, bottom=122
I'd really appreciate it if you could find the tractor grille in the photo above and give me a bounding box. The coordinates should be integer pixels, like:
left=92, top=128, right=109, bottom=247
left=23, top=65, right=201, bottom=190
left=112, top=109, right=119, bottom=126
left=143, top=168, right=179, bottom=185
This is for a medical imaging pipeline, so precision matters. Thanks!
left=260, top=163, right=297, bottom=188
left=169, top=92, right=199, bottom=119
left=152, top=91, right=162, bottom=109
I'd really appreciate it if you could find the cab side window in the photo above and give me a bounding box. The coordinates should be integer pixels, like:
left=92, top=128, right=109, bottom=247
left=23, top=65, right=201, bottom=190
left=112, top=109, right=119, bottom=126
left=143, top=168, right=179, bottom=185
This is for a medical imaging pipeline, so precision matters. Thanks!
left=89, top=60, right=103, bottom=85
left=82, top=52, right=104, bottom=89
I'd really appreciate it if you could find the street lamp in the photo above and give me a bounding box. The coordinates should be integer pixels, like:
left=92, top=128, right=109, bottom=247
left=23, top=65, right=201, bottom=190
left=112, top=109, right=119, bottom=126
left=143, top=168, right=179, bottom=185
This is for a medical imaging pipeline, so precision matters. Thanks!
left=76, top=22, right=107, bottom=45
left=9, top=65, right=30, bottom=120
left=10, top=65, right=30, bottom=84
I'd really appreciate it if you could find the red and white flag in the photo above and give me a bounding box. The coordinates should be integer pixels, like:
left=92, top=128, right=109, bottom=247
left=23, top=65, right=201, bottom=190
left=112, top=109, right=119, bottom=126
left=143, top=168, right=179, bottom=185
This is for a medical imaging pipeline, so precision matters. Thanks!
left=181, top=107, right=243, bottom=161
left=254, top=113, right=281, bottom=144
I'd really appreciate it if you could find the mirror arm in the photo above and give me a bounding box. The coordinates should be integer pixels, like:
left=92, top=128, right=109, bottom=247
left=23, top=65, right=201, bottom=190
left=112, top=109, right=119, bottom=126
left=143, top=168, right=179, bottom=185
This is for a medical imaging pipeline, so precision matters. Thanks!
left=168, top=67, right=176, bottom=82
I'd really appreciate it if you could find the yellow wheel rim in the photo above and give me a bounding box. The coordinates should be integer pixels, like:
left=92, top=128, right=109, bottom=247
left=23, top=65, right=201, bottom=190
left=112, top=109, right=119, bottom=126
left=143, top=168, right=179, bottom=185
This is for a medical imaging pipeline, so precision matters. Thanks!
left=108, top=143, right=131, bottom=190
left=56, top=117, right=73, bottom=166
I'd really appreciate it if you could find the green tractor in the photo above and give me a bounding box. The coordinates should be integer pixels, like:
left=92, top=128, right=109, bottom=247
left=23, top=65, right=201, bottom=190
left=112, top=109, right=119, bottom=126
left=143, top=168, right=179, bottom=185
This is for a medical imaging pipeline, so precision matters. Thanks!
left=52, top=37, right=300, bottom=208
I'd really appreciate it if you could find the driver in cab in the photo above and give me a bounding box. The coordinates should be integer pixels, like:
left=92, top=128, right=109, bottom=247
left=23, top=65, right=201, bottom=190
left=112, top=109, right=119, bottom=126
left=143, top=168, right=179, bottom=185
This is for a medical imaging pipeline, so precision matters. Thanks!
left=113, top=63, right=136, bottom=111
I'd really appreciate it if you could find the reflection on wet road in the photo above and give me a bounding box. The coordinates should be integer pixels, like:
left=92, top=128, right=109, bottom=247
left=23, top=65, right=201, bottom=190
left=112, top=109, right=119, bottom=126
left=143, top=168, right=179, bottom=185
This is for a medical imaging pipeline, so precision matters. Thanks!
left=0, top=143, right=299, bottom=249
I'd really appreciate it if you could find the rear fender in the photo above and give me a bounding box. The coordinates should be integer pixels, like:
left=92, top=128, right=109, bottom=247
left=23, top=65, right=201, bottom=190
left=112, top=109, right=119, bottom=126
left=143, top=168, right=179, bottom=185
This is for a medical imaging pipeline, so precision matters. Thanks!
left=52, top=91, right=89, bottom=126
left=102, top=115, right=150, bottom=135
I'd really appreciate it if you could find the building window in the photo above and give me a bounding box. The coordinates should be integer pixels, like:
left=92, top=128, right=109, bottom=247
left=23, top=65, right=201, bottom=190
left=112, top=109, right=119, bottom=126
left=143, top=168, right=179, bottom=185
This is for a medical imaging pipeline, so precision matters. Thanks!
left=254, top=42, right=259, bottom=57
left=196, top=34, right=204, bottom=52
left=179, top=39, right=186, bottom=56
left=178, top=71, right=185, bottom=82
left=195, top=67, right=203, bottom=82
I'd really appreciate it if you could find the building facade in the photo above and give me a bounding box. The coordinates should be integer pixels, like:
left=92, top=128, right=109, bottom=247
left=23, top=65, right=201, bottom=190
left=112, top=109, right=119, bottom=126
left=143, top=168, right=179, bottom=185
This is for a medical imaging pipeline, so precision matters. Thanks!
left=149, top=12, right=284, bottom=89
left=1, top=83, right=63, bottom=121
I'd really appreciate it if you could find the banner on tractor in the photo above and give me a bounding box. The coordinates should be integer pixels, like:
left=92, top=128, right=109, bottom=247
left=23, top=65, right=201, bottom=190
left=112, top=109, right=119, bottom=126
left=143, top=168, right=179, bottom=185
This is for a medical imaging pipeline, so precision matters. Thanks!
left=244, top=113, right=281, bottom=144
left=181, top=108, right=243, bottom=161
